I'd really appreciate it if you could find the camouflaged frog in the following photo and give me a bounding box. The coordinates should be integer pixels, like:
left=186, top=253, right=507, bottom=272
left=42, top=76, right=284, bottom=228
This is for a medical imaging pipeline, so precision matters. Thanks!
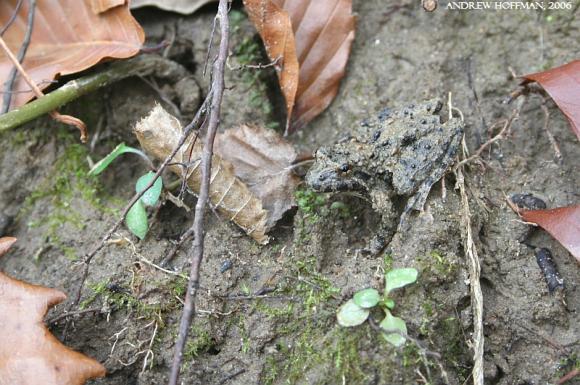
left=306, top=99, right=464, bottom=254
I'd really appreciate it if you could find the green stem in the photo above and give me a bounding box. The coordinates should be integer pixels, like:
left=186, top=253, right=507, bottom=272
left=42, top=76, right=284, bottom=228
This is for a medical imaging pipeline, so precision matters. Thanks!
left=0, top=55, right=171, bottom=133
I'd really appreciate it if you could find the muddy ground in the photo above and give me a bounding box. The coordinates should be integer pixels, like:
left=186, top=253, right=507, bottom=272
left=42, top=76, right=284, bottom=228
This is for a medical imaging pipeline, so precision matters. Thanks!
left=0, top=1, right=578, bottom=384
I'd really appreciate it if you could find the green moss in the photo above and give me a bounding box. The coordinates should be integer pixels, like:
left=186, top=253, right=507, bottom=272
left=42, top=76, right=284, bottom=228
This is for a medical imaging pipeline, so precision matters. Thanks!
left=416, top=250, right=458, bottom=282
left=184, top=323, right=214, bottom=359
left=257, top=250, right=457, bottom=384
left=259, top=253, right=392, bottom=385
left=383, top=254, right=394, bottom=271
left=331, top=328, right=374, bottom=383
left=437, top=316, right=470, bottom=381
left=557, top=353, right=579, bottom=377
left=169, top=276, right=188, bottom=298
left=294, top=189, right=329, bottom=243
left=81, top=276, right=184, bottom=327
left=19, top=128, right=119, bottom=260
left=295, top=189, right=327, bottom=219
left=80, top=279, right=110, bottom=309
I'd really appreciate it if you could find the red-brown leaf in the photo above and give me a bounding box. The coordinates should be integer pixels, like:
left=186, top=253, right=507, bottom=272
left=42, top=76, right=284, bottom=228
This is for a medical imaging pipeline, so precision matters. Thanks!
left=0, top=239, right=106, bottom=385
left=0, top=236, right=17, bottom=258
left=243, top=0, right=299, bottom=131
left=244, top=0, right=356, bottom=134
left=522, top=205, right=580, bottom=262
left=0, top=0, right=144, bottom=109
left=521, top=60, right=580, bottom=140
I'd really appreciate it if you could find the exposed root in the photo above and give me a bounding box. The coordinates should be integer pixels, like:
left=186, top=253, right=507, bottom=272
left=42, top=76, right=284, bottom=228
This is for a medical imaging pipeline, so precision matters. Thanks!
left=455, top=167, right=484, bottom=385
left=540, top=103, right=562, bottom=161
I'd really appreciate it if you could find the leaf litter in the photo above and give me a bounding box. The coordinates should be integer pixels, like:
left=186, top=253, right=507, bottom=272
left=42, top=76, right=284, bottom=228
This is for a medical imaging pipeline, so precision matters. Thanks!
left=521, top=60, right=580, bottom=140
left=521, top=205, right=580, bottom=262
left=0, top=0, right=144, bottom=109
left=135, top=105, right=299, bottom=244
left=0, top=238, right=106, bottom=385
left=243, top=0, right=356, bottom=134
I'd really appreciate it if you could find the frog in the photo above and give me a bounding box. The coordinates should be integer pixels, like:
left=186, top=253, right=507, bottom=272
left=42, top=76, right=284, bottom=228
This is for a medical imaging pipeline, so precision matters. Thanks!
left=305, top=99, right=464, bottom=255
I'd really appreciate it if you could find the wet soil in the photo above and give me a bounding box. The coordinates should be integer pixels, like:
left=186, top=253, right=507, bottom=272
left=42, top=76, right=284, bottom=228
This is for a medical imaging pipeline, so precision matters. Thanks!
left=0, top=1, right=578, bottom=385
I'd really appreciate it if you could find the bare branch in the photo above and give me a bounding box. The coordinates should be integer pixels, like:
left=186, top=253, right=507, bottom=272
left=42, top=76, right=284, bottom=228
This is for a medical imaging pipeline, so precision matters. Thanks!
left=0, top=19, right=88, bottom=141
left=2, top=0, right=35, bottom=113
left=168, top=1, right=230, bottom=383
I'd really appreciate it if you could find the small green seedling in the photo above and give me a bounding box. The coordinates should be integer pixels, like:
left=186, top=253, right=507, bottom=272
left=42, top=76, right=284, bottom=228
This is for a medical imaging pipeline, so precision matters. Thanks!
left=336, top=267, right=418, bottom=347
left=89, top=143, right=162, bottom=240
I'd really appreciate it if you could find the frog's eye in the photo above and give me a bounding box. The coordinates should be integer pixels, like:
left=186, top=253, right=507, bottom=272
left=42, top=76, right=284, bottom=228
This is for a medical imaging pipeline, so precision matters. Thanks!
left=339, top=163, right=350, bottom=173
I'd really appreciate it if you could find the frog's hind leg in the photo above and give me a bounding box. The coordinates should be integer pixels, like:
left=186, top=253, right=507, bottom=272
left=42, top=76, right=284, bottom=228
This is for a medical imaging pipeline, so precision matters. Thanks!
left=399, top=175, right=439, bottom=228
left=360, top=197, right=398, bottom=256
left=398, top=138, right=461, bottom=228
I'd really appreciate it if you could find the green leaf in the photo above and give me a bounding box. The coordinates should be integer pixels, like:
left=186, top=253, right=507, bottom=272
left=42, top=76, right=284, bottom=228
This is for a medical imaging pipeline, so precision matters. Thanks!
left=385, top=268, right=418, bottom=295
left=125, top=200, right=148, bottom=240
left=136, top=171, right=163, bottom=206
left=88, top=143, right=147, bottom=176
left=379, top=311, right=407, bottom=347
left=336, top=299, right=369, bottom=327
left=353, top=288, right=381, bottom=308
left=384, top=298, right=395, bottom=309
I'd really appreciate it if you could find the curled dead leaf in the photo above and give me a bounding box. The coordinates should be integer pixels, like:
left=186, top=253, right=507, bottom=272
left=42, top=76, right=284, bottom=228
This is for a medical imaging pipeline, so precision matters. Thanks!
left=243, top=0, right=299, bottom=131
left=214, top=124, right=300, bottom=228
left=521, top=60, right=580, bottom=140
left=0, top=239, right=106, bottom=385
left=0, top=0, right=144, bottom=109
left=90, top=0, right=126, bottom=13
left=131, top=0, right=218, bottom=14
left=0, top=236, right=17, bottom=257
left=244, top=0, right=356, bottom=134
left=134, top=105, right=270, bottom=244
left=521, top=205, right=580, bottom=262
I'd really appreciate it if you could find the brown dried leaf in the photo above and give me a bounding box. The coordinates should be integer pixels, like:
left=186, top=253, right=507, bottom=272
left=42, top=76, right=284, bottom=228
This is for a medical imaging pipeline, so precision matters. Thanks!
left=131, top=0, right=217, bottom=14
left=134, top=105, right=270, bottom=244
left=0, top=0, right=144, bottom=109
left=215, top=124, right=299, bottom=228
left=243, top=0, right=299, bottom=130
left=0, top=236, right=17, bottom=257
left=0, top=239, right=106, bottom=385
left=90, top=0, right=126, bottom=13
left=521, top=60, right=580, bottom=140
left=244, top=0, right=356, bottom=134
left=522, top=205, right=580, bottom=262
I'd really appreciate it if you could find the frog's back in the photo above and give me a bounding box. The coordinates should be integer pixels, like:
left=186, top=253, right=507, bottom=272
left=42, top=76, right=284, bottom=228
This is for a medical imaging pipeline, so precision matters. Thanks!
left=364, top=99, right=463, bottom=196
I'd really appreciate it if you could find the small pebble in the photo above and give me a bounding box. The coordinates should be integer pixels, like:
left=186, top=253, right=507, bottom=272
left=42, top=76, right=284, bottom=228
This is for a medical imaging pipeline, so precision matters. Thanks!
left=220, top=260, right=233, bottom=273
left=535, top=248, right=564, bottom=293
left=510, top=193, right=547, bottom=211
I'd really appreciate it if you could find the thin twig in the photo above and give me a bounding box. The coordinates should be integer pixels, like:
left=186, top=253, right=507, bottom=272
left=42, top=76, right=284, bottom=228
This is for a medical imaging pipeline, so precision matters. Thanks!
left=2, top=0, right=35, bottom=113
left=0, top=56, right=182, bottom=134
left=0, top=0, right=24, bottom=36
left=228, top=55, right=281, bottom=71
left=69, top=95, right=211, bottom=311
left=48, top=307, right=102, bottom=325
left=454, top=109, right=519, bottom=170
left=168, top=1, right=229, bottom=383
left=0, top=31, right=87, bottom=141
left=218, top=369, right=246, bottom=385
left=558, top=368, right=579, bottom=384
